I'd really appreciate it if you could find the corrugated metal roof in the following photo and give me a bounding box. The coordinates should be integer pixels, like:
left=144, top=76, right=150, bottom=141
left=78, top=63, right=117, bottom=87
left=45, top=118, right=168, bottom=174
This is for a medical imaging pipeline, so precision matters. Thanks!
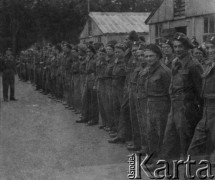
left=89, top=12, right=150, bottom=34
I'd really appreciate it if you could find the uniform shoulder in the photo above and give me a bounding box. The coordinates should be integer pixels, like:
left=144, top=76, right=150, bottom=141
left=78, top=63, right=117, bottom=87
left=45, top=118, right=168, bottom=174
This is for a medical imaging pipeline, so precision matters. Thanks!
left=159, top=61, right=171, bottom=73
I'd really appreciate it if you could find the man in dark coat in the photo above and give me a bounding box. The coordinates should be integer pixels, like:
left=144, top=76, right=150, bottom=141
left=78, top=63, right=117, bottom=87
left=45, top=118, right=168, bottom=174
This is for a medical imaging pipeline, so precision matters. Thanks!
left=1, top=48, right=17, bottom=102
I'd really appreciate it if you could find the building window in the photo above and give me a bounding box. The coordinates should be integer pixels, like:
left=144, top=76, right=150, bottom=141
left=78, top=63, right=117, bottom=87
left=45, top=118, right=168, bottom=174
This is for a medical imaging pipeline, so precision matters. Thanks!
left=155, top=24, right=162, bottom=43
left=174, top=0, right=185, bottom=17
left=204, top=15, right=215, bottom=34
left=98, top=36, right=101, bottom=42
left=203, top=15, right=215, bottom=41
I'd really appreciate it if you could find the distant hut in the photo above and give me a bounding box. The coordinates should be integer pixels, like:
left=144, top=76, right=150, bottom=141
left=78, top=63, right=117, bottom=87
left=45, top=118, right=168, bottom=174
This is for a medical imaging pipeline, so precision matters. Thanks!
left=145, top=0, right=215, bottom=43
left=80, top=12, right=150, bottom=44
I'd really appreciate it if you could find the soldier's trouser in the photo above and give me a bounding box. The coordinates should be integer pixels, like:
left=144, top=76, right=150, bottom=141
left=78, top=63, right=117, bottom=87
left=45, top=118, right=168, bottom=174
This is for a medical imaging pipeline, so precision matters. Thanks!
left=105, top=79, right=114, bottom=129
left=2, top=74, right=15, bottom=99
left=117, top=91, right=132, bottom=141
left=137, top=97, right=148, bottom=152
left=112, top=78, right=125, bottom=132
left=56, top=76, right=63, bottom=99
left=80, top=74, right=86, bottom=113
left=73, top=74, right=81, bottom=110
left=188, top=101, right=215, bottom=160
left=129, top=89, right=141, bottom=148
left=146, top=99, right=170, bottom=162
left=81, top=82, right=99, bottom=123
left=97, top=79, right=108, bottom=127
left=161, top=100, right=200, bottom=162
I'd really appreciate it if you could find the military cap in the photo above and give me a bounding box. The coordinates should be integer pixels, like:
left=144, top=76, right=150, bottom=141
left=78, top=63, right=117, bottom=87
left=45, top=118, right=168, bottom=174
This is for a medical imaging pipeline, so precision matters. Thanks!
left=173, top=32, right=193, bottom=49
left=128, top=30, right=139, bottom=42
left=78, top=44, right=87, bottom=52
left=162, top=39, right=173, bottom=50
left=194, top=45, right=206, bottom=57
left=99, top=47, right=106, bottom=54
left=106, top=40, right=118, bottom=50
left=93, top=42, right=104, bottom=51
left=145, top=44, right=163, bottom=59
left=115, top=43, right=126, bottom=51
left=207, top=36, right=215, bottom=45
left=87, top=44, right=96, bottom=54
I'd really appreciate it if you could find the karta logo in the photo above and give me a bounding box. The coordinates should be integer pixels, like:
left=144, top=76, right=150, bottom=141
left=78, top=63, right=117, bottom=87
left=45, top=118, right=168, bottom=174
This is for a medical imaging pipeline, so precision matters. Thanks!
left=127, top=154, right=215, bottom=179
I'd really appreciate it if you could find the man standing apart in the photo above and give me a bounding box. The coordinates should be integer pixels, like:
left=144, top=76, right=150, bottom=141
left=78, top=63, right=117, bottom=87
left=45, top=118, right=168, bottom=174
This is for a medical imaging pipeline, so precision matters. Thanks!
left=1, top=48, right=17, bottom=102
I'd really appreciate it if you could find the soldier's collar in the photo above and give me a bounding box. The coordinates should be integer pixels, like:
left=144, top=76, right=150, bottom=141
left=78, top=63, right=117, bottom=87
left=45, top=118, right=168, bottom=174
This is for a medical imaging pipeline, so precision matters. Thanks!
left=148, top=61, right=160, bottom=74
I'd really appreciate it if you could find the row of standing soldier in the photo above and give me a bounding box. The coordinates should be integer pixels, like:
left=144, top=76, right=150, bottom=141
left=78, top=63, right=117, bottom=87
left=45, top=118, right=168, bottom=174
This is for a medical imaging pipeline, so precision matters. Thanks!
left=17, top=31, right=215, bottom=176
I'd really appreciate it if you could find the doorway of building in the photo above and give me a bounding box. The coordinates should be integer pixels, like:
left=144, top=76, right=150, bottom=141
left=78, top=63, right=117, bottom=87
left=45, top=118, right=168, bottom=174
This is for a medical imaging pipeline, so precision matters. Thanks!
left=175, top=26, right=187, bottom=34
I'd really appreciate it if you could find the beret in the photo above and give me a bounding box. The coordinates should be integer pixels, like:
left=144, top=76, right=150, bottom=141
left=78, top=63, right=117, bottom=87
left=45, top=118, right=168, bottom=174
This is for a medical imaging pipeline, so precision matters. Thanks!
left=207, top=36, right=215, bottom=45
left=87, top=44, right=96, bottom=54
left=173, top=32, right=193, bottom=49
left=99, top=47, right=106, bottom=54
left=128, top=30, right=139, bottom=42
left=194, top=46, right=206, bottom=57
left=115, top=43, right=126, bottom=51
left=145, top=44, right=163, bottom=59
left=162, top=39, right=174, bottom=50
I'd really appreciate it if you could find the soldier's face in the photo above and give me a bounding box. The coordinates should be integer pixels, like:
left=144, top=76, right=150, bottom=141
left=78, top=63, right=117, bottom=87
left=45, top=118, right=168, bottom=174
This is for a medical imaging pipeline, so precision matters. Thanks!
left=145, top=50, right=158, bottom=67
left=131, top=47, right=138, bottom=57
left=136, top=50, right=145, bottom=63
left=162, top=44, right=173, bottom=55
left=87, top=49, right=93, bottom=57
left=193, top=48, right=203, bottom=61
left=106, top=47, right=114, bottom=56
left=99, top=51, right=106, bottom=58
left=115, top=48, right=124, bottom=59
left=173, top=40, right=186, bottom=57
left=206, top=43, right=215, bottom=61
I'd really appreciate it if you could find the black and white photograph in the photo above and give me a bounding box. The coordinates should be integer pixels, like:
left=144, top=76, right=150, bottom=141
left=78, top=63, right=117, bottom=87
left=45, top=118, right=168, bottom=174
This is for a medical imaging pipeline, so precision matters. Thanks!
left=0, top=0, right=215, bottom=179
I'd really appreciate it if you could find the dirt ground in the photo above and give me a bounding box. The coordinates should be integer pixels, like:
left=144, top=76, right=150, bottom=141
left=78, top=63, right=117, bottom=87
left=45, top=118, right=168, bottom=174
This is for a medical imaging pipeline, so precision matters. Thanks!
left=0, top=76, right=135, bottom=180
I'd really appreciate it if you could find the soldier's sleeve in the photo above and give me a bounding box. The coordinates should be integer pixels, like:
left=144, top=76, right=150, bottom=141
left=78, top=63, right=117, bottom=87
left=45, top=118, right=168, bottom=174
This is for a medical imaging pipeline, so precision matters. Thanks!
left=161, top=68, right=171, bottom=94
left=190, top=63, right=203, bottom=98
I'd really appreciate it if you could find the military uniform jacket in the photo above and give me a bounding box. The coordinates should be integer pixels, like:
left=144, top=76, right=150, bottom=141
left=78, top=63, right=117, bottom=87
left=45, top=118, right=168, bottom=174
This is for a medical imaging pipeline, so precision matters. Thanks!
left=112, top=57, right=126, bottom=88
left=71, top=55, right=80, bottom=74
left=1, top=55, right=16, bottom=76
left=96, top=56, right=108, bottom=79
left=169, top=53, right=203, bottom=101
left=85, top=55, right=97, bottom=83
left=104, top=56, right=115, bottom=79
left=202, top=63, right=215, bottom=99
left=145, top=61, right=171, bottom=100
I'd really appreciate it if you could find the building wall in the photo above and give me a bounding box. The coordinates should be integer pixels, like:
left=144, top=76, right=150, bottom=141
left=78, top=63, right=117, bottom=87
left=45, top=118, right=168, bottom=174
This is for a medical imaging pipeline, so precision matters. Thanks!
left=80, top=33, right=149, bottom=45
left=149, top=16, right=205, bottom=43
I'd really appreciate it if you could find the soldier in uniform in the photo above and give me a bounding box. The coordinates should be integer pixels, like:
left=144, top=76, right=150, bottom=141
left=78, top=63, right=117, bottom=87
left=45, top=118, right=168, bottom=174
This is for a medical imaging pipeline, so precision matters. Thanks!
left=188, top=36, right=215, bottom=171
left=143, top=44, right=171, bottom=164
left=192, top=45, right=206, bottom=68
left=135, top=46, right=148, bottom=154
left=103, top=42, right=116, bottom=132
left=77, top=44, right=99, bottom=125
left=71, top=46, right=81, bottom=112
left=108, top=43, right=126, bottom=143
left=160, top=33, right=203, bottom=170
left=95, top=47, right=108, bottom=129
left=1, top=48, right=17, bottom=102
left=161, top=39, right=175, bottom=69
